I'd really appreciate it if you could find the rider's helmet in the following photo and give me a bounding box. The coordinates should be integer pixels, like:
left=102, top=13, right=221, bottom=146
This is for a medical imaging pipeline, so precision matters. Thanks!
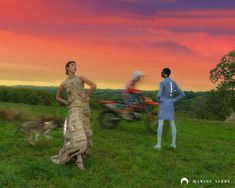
left=132, top=71, right=144, bottom=81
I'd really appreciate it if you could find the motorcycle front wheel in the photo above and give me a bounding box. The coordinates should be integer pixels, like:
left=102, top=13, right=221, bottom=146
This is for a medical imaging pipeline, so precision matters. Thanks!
left=99, top=109, right=120, bottom=129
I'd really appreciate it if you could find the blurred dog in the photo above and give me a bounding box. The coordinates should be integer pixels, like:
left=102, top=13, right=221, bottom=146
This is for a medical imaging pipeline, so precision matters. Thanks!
left=17, top=121, right=57, bottom=145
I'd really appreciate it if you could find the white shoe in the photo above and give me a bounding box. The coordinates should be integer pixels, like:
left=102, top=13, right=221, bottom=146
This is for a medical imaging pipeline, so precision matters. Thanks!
left=76, top=155, right=85, bottom=171
left=170, top=144, right=176, bottom=149
left=154, top=144, right=161, bottom=150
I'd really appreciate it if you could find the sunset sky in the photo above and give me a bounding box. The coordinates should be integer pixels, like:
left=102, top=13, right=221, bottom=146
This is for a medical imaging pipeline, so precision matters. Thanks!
left=0, top=0, right=235, bottom=91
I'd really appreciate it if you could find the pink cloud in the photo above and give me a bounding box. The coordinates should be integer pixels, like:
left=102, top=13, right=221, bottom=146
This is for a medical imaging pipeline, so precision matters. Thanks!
left=124, top=0, right=176, bottom=3
left=0, top=1, right=234, bottom=91
left=156, top=9, right=235, bottom=17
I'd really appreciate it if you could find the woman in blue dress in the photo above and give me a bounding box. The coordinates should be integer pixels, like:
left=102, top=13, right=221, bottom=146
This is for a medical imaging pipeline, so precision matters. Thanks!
left=154, top=68, right=185, bottom=150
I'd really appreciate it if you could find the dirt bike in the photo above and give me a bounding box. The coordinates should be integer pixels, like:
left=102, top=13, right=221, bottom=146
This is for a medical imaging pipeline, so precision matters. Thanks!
left=98, top=93, right=158, bottom=134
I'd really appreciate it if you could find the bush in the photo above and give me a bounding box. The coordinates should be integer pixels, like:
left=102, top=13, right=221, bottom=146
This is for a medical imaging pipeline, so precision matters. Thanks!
left=206, top=90, right=235, bottom=120
left=0, top=86, right=56, bottom=106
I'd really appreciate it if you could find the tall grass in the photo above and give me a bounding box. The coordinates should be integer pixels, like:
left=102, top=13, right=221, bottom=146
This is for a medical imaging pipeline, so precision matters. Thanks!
left=0, top=102, right=234, bottom=187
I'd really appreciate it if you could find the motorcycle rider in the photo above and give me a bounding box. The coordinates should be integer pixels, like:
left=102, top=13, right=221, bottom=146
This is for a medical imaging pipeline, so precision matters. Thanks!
left=121, top=71, right=144, bottom=120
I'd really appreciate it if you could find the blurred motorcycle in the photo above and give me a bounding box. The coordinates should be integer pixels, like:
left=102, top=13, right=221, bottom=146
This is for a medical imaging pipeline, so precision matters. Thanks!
left=98, top=93, right=158, bottom=134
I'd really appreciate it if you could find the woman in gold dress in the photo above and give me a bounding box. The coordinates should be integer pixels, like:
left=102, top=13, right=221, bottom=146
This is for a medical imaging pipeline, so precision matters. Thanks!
left=50, top=61, right=96, bottom=170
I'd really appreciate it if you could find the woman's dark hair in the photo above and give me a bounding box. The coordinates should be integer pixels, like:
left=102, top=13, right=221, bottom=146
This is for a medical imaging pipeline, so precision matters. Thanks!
left=162, top=68, right=171, bottom=77
left=65, top=61, right=76, bottom=75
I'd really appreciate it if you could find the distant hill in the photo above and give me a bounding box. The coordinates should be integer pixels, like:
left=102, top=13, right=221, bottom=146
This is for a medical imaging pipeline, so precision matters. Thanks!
left=2, top=85, right=223, bottom=120
left=13, top=85, right=57, bottom=94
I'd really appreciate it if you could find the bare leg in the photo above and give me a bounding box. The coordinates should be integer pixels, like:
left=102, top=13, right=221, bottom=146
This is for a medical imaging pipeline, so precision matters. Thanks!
left=28, top=131, right=35, bottom=145
left=154, top=120, right=164, bottom=150
left=170, top=120, right=176, bottom=149
left=34, top=132, right=40, bottom=142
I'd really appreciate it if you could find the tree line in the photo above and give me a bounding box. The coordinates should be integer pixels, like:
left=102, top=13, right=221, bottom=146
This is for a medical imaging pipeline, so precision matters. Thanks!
left=0, top=50, right=234, bottom=121
left=0, top=86, right=55, bottom=106
left=1, top=85, right=233, bottom=120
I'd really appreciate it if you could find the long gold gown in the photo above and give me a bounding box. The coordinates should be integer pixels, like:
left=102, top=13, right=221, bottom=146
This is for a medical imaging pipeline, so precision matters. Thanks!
left=51, top=75, right=92, bottom=164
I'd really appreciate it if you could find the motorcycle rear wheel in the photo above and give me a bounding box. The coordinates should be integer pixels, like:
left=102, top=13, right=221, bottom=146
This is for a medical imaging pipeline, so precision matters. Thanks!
left=146, top=112, right=158, bottom=134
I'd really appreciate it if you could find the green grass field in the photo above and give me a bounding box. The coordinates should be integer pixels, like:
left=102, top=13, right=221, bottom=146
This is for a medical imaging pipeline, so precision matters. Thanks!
left=0, top=102, right=234, bottom=188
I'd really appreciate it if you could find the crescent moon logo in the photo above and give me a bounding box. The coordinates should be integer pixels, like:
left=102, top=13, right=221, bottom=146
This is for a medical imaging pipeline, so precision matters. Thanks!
left=181, top=177, right=189, bottom=184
